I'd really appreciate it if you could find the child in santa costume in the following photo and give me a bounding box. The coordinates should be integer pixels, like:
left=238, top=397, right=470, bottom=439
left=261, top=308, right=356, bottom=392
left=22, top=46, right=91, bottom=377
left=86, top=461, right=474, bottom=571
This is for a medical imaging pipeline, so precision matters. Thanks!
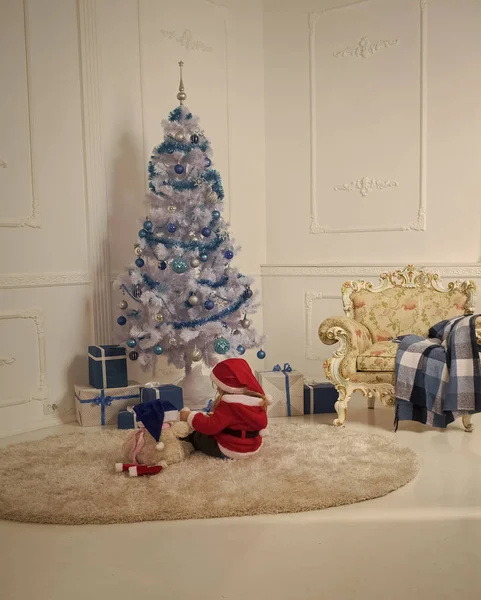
left=180, top=358, right=269, bottom=459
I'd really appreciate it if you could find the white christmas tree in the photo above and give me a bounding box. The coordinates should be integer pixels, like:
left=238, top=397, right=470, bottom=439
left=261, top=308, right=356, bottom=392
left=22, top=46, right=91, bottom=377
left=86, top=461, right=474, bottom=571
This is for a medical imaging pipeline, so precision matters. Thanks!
left=114, top=62, right=265, bottom=381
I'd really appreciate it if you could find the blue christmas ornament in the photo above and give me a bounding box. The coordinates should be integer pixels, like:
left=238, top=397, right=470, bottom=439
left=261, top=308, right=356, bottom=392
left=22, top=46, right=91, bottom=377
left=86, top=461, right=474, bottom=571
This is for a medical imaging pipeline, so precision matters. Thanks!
left=174, top=164, right=184, bottom=175
left=159, top=261, right=167, bottom=270
left=205, top=158, right=212, bottom=167
left=127, top=338, right=137, bottom=348
left=204, top=299, right=214, bottom=310
left=224, top=250, right=234, bottom=260
left=138, top=229, right=147, bottom=238
left=212, top=210, right=221, bottom=220
left=135, top=258, right=144, bottom=267
left=237, top=345, right=246, bottom=355
left=199, top=253, right=208, bottom=262
left=171, top=257, right=189, bottom=274
left=201, top=227, right=211, bottom=237
left=153, top=344, right=163, bottom=355
left=245, top=287, right=253, bottom=298
left=167, top=223, right=177, bottom=233
left=257, top=349, right=266, bottom=359
left=117, top=316, right=127, bottom=326
left=143, top=220, right=153, bottom=231
left=214, top=337, right=230, bottom=354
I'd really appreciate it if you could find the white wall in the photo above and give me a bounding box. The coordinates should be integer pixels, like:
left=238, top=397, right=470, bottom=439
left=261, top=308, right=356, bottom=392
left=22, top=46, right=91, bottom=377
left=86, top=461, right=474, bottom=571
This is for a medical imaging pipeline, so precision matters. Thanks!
left=0, top=0, right=90, bottom=436
left=262, top=0, right=481, bottom=379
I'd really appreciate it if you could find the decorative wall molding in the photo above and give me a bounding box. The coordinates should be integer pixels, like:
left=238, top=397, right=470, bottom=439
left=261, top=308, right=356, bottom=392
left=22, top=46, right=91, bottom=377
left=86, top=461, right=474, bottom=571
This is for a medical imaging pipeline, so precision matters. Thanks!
left=0, top=357, right=16, bottom=367
left=262, top=265, right=481, bottom=278
left=0, top=0, right=40, bottom=229
left=0, top=309, right=48, bottom=408
left=0, top=271, right=90, bottom=289
left=305, top=291, right=342, bottom=359
left=333, top=36, right=398, bottom=59
left=334, top=177, right=399, bottom=197
left=78, top=0, right=112, bottom=344
left=160, top=28, right=212, bottom=52
left=308, top=0, right=428, bottom=234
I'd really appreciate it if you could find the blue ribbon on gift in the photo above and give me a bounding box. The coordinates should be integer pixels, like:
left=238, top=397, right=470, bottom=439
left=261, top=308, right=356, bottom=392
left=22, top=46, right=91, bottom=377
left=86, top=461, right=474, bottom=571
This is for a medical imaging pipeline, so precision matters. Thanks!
left=273, top=363, right=293, bottom=417
left=201, top=399, right=214, bottom=413
left=76, top=389, right=140, bottom=426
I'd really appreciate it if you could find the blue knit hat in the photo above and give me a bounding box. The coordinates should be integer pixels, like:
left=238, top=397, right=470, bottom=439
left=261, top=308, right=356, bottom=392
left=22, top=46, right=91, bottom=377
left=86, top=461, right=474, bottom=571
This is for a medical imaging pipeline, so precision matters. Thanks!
left=133, top=400, right=165, bottom=450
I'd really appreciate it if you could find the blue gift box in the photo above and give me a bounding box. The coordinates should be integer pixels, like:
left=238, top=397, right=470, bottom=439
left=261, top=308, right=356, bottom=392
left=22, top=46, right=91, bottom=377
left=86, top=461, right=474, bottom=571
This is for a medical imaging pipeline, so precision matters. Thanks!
left=141, top=384, right=184, bottom=421
left=88, top=345, right=128, bottom=389
left=117, top=407, right=137, bottom=429
left=303, top=382, right=338, bottom=414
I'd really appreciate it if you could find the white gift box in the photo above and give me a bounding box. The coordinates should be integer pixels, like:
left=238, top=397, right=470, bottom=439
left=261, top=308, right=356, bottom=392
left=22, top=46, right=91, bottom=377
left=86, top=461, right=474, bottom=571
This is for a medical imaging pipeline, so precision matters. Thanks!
left=256, top=365, right=304, bottom=417
left=74, top=381, right=140, bottom=426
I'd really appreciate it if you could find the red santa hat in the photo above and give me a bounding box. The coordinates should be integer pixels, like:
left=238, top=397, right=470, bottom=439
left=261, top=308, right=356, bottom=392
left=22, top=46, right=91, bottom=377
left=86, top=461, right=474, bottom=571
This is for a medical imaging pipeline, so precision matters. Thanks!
left=211, top=358, right=265, bottom=396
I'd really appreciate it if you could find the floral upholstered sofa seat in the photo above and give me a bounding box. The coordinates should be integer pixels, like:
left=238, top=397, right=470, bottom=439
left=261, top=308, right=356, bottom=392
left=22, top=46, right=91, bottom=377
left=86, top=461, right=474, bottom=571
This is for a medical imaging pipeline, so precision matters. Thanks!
left=318, top=266, right=479, bottom=428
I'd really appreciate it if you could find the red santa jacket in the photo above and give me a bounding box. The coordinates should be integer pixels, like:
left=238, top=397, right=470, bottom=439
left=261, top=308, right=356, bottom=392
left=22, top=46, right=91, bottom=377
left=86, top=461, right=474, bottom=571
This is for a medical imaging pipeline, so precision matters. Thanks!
left=187, top=394, right=268, bottom=459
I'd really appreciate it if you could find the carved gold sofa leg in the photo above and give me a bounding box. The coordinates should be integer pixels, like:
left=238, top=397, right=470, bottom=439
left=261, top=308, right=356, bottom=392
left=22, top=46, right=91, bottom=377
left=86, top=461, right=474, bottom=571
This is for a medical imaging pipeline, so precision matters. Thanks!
left=333, top=385, right=352, bottom=427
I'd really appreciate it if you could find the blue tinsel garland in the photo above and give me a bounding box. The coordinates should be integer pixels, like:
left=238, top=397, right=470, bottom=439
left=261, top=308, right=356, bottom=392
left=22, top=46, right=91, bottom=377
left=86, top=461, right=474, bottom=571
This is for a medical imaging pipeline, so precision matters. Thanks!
left=146, top=232, right=225, bottom=252
left=168, top=107, right=182, bottom=122
left=172, top=292, right=248, bottom=330
left=154, top=139, right=209, bottom=155
left=198, top=275, right=229, bottom=288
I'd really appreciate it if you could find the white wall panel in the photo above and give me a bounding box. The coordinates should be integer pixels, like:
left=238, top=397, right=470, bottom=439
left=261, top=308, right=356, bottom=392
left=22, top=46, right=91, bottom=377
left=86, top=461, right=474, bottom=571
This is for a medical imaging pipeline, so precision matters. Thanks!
left=0, top=0, right=90, bottom=436
left=264, top=0, right=481, bottom=264
left=0, top=0, right=35, bottom=227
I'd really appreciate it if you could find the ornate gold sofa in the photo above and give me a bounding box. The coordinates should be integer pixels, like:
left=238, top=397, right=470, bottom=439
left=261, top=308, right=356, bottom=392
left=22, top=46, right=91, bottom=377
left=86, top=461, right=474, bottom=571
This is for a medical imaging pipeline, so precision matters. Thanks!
left=319, top=266, right=480, bottom=431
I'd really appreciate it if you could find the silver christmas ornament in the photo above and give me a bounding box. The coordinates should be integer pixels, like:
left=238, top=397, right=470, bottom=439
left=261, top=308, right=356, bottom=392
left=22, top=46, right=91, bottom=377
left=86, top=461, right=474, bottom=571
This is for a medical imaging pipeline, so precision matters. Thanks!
left=155, top=312, right=164, bottom=323
left=240, top=316, right=251, bottom=329
left=174, top=131, right=185, bottom=142
left=192, top=348, right=202, bottom=362
left=134, top=246, right=142, bottom=256
left=169, top=337, right=177, bottom=346
left=206, top=191, right=218, bottom=204
left=119, top=300, right=128, bottom=310
left=168, top=205, right=177, bottom=213
left=188, top=294, right=199, bottom=306
left=190, top=258, right=200, bottom=268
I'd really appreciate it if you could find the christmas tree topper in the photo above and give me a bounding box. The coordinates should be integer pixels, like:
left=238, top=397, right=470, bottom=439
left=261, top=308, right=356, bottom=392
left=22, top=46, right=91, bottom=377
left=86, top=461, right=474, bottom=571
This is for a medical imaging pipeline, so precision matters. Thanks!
left=177, top=60, right=187, bottom=105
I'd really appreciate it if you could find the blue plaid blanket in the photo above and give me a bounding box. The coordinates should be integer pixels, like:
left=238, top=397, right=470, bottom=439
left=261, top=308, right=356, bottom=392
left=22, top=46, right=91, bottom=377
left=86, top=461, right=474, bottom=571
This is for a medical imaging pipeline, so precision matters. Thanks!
left=394, top=315, right=481, bottom=428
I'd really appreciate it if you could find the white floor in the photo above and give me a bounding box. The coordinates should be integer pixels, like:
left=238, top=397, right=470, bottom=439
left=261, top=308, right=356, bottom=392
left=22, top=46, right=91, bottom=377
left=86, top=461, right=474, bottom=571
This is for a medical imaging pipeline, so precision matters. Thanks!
left=1, top=398, right=481, bottom=600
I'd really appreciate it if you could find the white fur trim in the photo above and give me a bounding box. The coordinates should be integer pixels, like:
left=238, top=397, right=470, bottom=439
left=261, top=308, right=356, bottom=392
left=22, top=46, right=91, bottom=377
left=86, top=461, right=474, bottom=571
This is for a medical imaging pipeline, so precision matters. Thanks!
left=218, top=443, right=262, bottom=459
left=210, top=372, right=246, bottom=394
left=259, top=428, right=268, bottom=437
left=115, top=463, right=124, bottom=473
left=156, top=441, right=165, bottom=450
left=219, top=394, right=264, bottom=407
left=187, top=411, right=200, bottom=428
left=128, top=466, right=138, bottom=477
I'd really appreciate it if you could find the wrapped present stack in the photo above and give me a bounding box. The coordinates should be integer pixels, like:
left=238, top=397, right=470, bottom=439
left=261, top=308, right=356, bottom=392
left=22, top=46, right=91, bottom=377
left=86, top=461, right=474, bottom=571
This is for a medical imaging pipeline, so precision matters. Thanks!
left=74, top=345, right=140, bottom=427
left=256, top=363, right=304, bottom=417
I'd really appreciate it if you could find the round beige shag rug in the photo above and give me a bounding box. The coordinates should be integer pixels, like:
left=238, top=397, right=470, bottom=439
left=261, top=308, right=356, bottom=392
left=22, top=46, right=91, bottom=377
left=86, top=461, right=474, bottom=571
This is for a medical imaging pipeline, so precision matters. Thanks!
left=0, top=423, right=419, bottom=525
